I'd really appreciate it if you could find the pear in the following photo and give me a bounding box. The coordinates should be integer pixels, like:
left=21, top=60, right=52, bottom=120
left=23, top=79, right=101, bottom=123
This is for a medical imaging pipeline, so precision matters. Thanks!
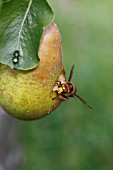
left=0, top=22, right=64, bottom=120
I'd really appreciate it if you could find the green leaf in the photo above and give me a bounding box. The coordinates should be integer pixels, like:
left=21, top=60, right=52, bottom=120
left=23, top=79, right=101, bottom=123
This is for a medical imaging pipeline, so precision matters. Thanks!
left=0, top=0, right=54, bottom=70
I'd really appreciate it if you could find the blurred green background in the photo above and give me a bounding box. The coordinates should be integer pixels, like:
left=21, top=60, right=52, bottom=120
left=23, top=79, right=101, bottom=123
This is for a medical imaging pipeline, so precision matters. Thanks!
left=1, top=0, right=113, bottom=170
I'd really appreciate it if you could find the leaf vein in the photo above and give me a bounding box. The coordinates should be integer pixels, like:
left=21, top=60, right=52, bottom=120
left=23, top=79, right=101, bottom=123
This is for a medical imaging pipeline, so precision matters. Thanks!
left=17, top=0, right=32, bottom=49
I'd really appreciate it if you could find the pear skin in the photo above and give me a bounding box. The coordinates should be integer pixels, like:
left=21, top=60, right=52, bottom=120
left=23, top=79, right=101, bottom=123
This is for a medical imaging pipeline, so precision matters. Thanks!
left=0, top=23, right=64, bottom=120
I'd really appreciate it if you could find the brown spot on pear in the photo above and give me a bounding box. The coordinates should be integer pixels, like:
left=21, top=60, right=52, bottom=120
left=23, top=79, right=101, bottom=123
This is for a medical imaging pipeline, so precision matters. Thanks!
left=0, top=23, right=65, bottom=120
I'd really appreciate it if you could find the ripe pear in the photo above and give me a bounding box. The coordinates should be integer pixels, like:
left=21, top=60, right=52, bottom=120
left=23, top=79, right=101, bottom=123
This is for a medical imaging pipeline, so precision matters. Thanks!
left=0, top=23, right=64, bottom=120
